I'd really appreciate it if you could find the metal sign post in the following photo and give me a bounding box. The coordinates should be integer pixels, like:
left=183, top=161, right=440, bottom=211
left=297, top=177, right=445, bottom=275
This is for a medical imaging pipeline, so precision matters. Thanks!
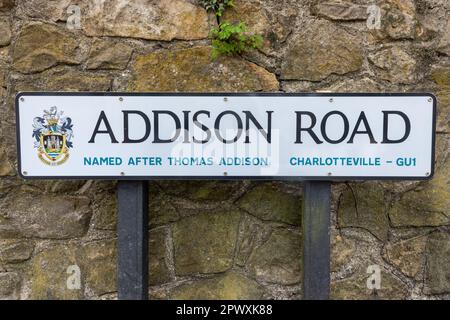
left=302, top=181, right=331, bottom=300
left=117, top=180, right=149, bottom=300
left=116, top=180, right=333, bottom=300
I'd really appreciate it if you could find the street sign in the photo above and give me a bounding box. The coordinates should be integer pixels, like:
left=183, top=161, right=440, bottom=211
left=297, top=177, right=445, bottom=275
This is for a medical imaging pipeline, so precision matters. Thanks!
left=16, top=92, right=436, bottom=180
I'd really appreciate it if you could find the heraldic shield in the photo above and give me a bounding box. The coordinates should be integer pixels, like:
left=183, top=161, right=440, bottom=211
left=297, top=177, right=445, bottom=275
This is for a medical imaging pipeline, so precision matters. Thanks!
left=40, top=133, right=66, bottom=161
left=33, top=106, right=73, bottom=166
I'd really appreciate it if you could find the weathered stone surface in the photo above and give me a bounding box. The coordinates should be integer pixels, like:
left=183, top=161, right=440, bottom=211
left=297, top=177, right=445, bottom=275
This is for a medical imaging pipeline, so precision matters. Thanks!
left=437, top=20, right=450, bottom=56
left=28, top=240, right=116, bottom=299
left=0, top=180, right=90, bottom=201
left=313, top=1, right=368, bottom=21
left=149, top=193, right=180, bottom=227
left=44, top=69, right=111, bottom=91
left=13, top=23, right=83, bottom=73
left=0, top=67, right=4, bottom=87
left=0, top=66, right=5, bottom=102
left=235, top=215, right=271, bottom=267
left=0, top=125, right=19, bottom=175
left=426, top=231, right=450, bottom=294
left=419, top=1, right=450, bottom=37
left=386, top=134, right=448, bottom=226
left=149, top=288, right=169, bottom=300
left=86, top=39, right=133, bottom=70
left=221, top=0, right=298, bottom=51
left=28, top=243, right=81, bottom=299
left=0, top=47, right=8, bottom=65
left=157, top=180, right=240, bottom=202
left=332, top=280, right=367, bottom=300
left=281, top=21, right=363, bottom=81
left=432, top=133, right=449, bottom=171
left=89, top=182, right=118, bottom=231
left=0, top=272, right=21, bottom=299
left=0, top=239, right=35, bottom=263
left=331, top=235, right=356, bottom=272
left=45, top=180, right=88, bottom=194
left=17, top=0, right=71, bottom=21
left=173, top=210, right=240, bottom=276
left=90, top=192, right=116, bottom=231
left=0, top=178, right=20, bottom=196
left=129, top=46, right=279, bottom=92
left=236, top=183, right=301, bottom=226
left=331, top=271, right=408, bottom=300
left=0, top=16, right=11, bottom=46
left=381, top=0, right=418, bottom=40
left=281, top=81, right=315, bottom=93
left=247, top=228, right=301, bottom=285
left=149, top=228, right=170, bottom=286
left=369, top=47, right=417, bottom=84
left=222, top=1, right=269, bottom=37
left=431, top=67, right=450, bottom=132
left=171, top=271, right=264, bottom=300
left=0, top=0, right=14, bottom=11
left=79, top=240, right=117, bottom=296
left=390, top=199, right=449, bottom=227
left=0, top=193, right=92, bottom=239
left=325, top=77, right=382, bottom=93
left=81, top=0, right=211, bottom=41
left=330, top=235, right=412, bottom=298
left=384, top=235, right=427, bottom=279
left=0, top=145, right=14, bottom=176
left=389, top=148, right=450, bottom=227
left=338, top=183, right=389, bottom=241
left=12, top=68, right=112, bottom=92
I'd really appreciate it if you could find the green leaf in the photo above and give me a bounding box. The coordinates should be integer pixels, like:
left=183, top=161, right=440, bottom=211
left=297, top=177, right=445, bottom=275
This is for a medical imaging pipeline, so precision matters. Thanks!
left=209, top=21, right=264, bottom=59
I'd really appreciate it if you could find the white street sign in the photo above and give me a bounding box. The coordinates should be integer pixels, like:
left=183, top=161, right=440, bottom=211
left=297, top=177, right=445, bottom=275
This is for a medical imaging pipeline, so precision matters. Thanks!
left=16, top=93, right=436, bottom=180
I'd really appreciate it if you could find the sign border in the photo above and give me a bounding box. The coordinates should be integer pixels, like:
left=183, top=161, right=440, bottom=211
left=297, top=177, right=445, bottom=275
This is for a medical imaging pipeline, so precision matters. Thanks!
left=15, top=92, right=437, bottom=181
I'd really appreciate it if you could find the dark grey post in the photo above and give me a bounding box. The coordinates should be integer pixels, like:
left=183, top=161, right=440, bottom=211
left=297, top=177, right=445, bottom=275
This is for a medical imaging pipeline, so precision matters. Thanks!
left=117, top=180, right=149, bottom=300
left=302, top=181, right=331, bottom=300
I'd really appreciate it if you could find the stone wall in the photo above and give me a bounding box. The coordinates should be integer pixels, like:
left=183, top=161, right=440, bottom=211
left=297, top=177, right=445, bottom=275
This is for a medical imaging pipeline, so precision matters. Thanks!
left=0, top=0, right=449, bottom=300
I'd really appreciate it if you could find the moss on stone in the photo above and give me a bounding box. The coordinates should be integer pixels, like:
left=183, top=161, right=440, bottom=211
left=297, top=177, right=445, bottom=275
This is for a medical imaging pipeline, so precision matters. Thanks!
left=426, top=231, right=450, bottom=294
left=389, top=142, right=450, bottom=227
left=28, top=240, right=117, bottom=299
left=128, top=46, right=279, bottom=92
left=431, top=67, right=450, bottom=132
left=331, top=271, right=409, bottom=300
left=157, top=181, right=240, bottom=202
left=0, top=239, right=35, bottom=264
left=384, top=235, right=427, bottom=279
left=173, top=210, right=241, bottom=276
left=236, top=182, right=301, bottom=226
left=28, top=243, right=81, bottom=300
left=12, top=23, right=83, bottom=73
left=246, top=228, right=301, bottom=285
left=281, top=20, right=363, bottom=81
left=171, top=271, right=264, bottom=300
left=338, top=183, right=389, bottom=241
left=149, top=227, right=171, bottom=286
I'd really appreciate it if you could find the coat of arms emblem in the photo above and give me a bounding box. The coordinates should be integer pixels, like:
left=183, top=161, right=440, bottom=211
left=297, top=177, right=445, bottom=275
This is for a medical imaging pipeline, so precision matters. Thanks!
left=32, top=106, right=73, bottom=165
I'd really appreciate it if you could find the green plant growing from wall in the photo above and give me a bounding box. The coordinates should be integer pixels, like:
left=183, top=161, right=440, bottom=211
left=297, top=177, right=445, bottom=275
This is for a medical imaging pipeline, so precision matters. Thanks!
left=210, top=21, right=263, bottom=59
left=199, top=0, right=234, bottom=17
left=199, top=0, right=264, bottom=59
